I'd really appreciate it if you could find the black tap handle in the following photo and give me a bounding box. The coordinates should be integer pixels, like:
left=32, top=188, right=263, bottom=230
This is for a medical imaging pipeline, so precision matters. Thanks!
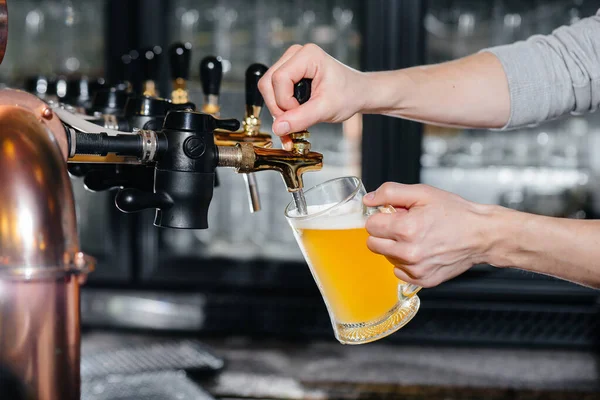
left=122, top=50, right=140, bottom=88
left=67, top=164, right=94, bottom=178
left=215, top=118, right=240, bottom=132
left=141, top=46, right=163, bottom=82
left=294, top=78, right=312, bottom=105
left=169, top=42, right=192, bottom=80
left=115, top=188, right=173, bottom=213
left=163, top=111, right=240, bottom=133
left=200, top=56, right=223, bottom=96
left=245, top=63, right=269, bottom=108
left=82, top=165, right=155, bottom=192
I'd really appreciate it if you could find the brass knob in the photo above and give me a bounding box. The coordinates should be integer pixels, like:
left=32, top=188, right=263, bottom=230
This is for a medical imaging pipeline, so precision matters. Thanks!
left=290, top=131, right=311, bottom=155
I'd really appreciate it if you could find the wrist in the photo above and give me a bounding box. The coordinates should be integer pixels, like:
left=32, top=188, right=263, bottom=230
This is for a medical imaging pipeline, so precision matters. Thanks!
left=360, top=70, right=411, bottom=115
left=476, top=204, right=529, bottom=268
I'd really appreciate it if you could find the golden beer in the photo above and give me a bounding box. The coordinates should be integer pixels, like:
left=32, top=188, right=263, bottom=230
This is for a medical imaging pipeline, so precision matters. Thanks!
left=295, top=213, right=399, bottom=324
left=286, top=177, right=421, bottom=344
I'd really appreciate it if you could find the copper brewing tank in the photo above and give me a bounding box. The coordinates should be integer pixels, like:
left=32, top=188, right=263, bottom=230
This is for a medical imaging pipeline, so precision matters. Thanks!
left=0, top=89, right=94, bottom=400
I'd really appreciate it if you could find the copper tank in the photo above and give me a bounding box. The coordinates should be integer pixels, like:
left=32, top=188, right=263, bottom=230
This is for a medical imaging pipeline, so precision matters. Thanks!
left=0, top=89, right=94, bottom=400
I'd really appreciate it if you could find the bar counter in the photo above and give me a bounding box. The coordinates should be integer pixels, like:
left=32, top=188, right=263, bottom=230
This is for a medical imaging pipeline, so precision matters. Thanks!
left=82, top=331, right=600, bottom=400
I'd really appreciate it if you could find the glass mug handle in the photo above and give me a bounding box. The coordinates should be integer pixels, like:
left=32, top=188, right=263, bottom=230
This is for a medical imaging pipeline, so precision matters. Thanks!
left=368, top=205, right=422, bottom=302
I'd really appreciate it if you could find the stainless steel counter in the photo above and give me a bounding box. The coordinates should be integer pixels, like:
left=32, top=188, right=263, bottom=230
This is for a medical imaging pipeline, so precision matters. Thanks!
left=82, top=331, right=600, bottom=400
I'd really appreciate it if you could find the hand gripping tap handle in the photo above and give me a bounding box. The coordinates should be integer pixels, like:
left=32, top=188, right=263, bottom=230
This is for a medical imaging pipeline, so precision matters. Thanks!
left=216, top=77, right=323, bottom=198
left=294, top=78, right=312, bottom=105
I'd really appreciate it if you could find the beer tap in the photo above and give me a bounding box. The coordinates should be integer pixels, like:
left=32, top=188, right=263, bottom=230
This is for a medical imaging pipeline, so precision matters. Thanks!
left=121, top=50, right=140, bottom=93
left=199, top=55, right=224, bottom=187
left=217, top=78, right=323, bottom=194
left=213, top=64, right=272, bottom=148
left=169, top=42, right=192, bottom=104
left=52, top=78, right=320, bottom=229
left=64, top=47, right=193, bottom=187
left=57, top=108, right=241, bottom=229
left=200, top=55, right=223, bottom=116
left=141, top=46, right=163, bottom=98
left=65, top=77, right=108, bottom=111
left=213, top=63, right=273, bottom=212
left=67, top=95, right=196, bottom=192
left=77, top=50, right=139, bottom=118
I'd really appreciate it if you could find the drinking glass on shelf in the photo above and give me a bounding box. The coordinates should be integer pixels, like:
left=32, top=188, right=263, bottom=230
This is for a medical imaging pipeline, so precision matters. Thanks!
left=425, top=0, right=493, bottom=62
left=285, top=176, right=421, bottom=344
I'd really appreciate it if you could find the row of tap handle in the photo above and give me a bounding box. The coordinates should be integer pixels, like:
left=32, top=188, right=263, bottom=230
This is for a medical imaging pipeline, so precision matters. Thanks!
left=53, top=40, right=322, bottom=229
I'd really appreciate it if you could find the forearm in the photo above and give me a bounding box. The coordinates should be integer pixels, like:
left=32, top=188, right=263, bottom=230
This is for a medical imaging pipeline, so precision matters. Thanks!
left=484, top=206, right=600, bottom=288
left=361, top=10, right=600, bottom=130
left=361, top=52, right=510, bottom=129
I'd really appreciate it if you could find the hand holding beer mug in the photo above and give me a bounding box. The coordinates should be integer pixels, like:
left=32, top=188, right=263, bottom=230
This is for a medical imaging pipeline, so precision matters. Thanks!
left=285, top=177, right=421, bottom=344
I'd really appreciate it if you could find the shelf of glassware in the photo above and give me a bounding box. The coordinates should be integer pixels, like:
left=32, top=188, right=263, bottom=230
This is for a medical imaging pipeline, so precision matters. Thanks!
left=0, top=0, right=106, bottom=86
left=420, top=113, right=600, bottom=218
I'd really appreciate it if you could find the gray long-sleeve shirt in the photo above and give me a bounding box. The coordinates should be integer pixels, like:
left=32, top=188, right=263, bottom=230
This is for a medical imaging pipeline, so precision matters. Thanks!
left=483, top=9, right=600, bottom=130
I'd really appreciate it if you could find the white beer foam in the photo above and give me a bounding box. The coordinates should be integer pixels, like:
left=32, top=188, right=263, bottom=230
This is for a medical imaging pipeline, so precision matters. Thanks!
left=290, top=203, right=366, bottom=230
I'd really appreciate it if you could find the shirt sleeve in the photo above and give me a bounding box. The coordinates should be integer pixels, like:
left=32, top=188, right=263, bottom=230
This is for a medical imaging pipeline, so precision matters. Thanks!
left=481, top=9, right=600, bottom=130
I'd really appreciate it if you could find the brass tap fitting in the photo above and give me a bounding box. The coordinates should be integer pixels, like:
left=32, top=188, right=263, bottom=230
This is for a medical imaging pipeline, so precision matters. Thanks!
left=213, top=64, right=273, bottom=149
left=217, top=134, right=323, bottom=192
left=213, top=104, right=273, bottom=148
left=217, top=78, right=322, bottom=192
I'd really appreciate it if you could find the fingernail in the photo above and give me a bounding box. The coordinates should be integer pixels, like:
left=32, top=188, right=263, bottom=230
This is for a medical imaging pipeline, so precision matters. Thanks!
left=365, top=192, right=375, bottom=200
left=274, top=121, right=291, bottom=135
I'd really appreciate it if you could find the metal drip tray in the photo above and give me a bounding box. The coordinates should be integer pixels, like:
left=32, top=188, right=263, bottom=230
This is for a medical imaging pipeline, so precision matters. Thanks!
left=81, top=371, right=215, bottom=400
left=81, top=339, right=224, bottom=379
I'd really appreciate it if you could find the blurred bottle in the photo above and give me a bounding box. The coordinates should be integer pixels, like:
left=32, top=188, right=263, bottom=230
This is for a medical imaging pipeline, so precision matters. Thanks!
left=332, top=0, right=360, bottom=68
left=425, top=0, right=492, bottom=63
left=209, top=0, right=252, bottom=82
left=171, top=0, right=214, bottom=82
left=22, top=0, right=52, bottom=79
left=78, top=0, right=106, bottom=77
left=490, top=0, right=536, bottom=47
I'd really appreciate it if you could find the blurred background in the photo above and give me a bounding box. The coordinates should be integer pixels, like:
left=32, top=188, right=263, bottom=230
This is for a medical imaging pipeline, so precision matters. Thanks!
left=3, top=0, right=600, bottom=353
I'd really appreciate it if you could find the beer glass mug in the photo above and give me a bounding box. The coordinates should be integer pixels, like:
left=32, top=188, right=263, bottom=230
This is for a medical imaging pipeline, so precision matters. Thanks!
left=285, top=176, right=421, bottom=344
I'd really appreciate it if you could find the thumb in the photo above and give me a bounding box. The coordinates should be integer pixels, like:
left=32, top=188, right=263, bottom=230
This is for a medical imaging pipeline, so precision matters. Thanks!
left=363, top=182, right=428, bottom=209
left=272, top=97, right=325, bottom=136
